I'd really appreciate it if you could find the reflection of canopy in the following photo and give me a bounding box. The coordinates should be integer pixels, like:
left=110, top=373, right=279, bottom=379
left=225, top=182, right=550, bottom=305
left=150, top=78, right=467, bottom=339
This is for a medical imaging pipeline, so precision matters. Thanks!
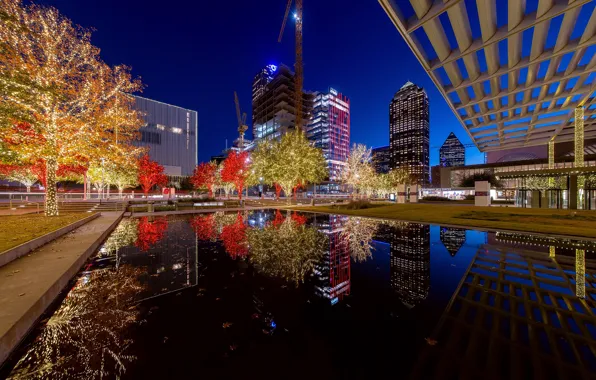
left=248, top=214, right=327, bottom=285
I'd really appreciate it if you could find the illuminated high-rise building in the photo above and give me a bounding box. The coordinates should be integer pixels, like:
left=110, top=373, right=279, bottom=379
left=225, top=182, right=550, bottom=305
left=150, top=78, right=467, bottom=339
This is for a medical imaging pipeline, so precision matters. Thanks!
left=439, top=132, right=465, bottom=167
left=314, top=215, right=351, bottom=305
left=251, top=63, right=313, bottom=142
left=439, top=227, right=466, bottom=257
left=306, top=88, right=350, bottom=182
left=390, top=222, right=430, bottom=308
left=389, top=82, right=429, bottom=186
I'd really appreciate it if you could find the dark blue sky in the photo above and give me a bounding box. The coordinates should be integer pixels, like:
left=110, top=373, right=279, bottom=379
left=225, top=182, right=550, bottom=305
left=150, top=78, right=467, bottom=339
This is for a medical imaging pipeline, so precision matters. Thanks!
left=40, top=0, right=485, bottom=165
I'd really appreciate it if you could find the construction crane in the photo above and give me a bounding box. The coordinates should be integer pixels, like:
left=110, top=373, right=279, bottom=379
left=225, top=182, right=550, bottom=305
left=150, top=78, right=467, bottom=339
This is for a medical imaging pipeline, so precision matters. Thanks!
left=234, top=91, right=248, bottom=152
left=278, top=0, right=303, bottom=131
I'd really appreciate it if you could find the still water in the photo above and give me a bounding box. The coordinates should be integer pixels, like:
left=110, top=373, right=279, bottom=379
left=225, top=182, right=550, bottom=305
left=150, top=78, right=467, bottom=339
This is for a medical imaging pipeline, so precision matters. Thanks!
left=3, top=210, right=596, bottom=379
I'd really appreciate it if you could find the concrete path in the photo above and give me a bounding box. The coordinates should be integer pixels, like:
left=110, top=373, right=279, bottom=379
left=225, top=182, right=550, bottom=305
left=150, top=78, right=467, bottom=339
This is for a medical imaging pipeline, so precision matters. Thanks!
left=0, top=212, right=123, bottom=366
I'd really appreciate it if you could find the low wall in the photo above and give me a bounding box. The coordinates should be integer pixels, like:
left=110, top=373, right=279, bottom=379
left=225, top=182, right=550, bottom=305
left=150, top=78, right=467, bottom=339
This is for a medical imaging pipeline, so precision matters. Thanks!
left=0, top=213, right=100, bottom=268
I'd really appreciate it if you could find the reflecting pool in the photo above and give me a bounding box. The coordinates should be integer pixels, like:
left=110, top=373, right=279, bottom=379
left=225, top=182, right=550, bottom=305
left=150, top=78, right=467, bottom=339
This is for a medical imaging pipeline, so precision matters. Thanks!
left=3, top=210, right=596, bottom=379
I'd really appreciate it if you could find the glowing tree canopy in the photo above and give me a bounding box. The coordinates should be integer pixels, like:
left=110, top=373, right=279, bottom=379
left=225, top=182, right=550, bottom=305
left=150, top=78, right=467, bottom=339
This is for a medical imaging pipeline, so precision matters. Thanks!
left=340, top=144, right=376, bottom=196
left=106, top=161, right=138, bottom=198
left=0, top=0, right=144, bottom=215
left=0, top=163, right=37, bottom=192
left=221, top=151, right=249, bottom=200
left=137, top=154, right=167, bottom=196
left=191, top=161, right=217, bottom=197
left=253, top=130, right=327, bottom=201
left=135, top=216, right=168, bottom=252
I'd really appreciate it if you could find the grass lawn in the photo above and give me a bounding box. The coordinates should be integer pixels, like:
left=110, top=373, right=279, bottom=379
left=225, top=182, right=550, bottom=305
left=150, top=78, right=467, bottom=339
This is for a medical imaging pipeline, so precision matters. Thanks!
left=0, top=213, right=94, bottom=253
left=290, top=203, right=596, bottom=239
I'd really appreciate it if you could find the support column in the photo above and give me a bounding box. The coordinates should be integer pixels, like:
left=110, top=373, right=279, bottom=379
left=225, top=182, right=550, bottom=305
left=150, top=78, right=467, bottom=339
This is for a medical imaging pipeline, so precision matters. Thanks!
left=409, top=184, right=419, bottom=203
left=475, top=181, right=491, bottom=207
left=569, top=175, right=578, bottom=210
left=531, top=190, right=541, bottom=208
left=575, top=106, right=584, bottom=167
left=397, top=184, right=406, bottom=204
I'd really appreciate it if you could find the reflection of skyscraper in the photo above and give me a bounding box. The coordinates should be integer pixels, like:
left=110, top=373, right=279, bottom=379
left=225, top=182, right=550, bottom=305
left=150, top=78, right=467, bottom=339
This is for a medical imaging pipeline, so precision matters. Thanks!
left=390, top=222, right=430, bottom=308
left=315, top=215, right=350, bottom=304
left=439, top=227, right=466, bottom=257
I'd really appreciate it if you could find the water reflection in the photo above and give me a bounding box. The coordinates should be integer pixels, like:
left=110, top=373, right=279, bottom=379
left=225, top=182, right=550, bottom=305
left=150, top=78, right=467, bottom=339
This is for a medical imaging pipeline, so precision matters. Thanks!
left=390, top=223, right=430, bottom=308
left=6, top=210, right=596, bottom=379
left=247, top=210, right=327, bottom=285
left=9, top=266, right=145, bottom=379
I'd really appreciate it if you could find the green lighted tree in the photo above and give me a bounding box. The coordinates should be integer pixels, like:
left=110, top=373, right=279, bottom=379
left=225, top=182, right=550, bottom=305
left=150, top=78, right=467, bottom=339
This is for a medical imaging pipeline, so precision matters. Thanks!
left=262, top=131, right=327, bottom=201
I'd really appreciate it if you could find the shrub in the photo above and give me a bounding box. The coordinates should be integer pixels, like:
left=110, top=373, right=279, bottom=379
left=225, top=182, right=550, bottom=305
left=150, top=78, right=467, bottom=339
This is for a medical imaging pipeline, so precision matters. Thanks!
left=421, top=196, right=451, bottom=202
left=464, top=194, right=475, bottom=201
left=154, top=205, right=176, bottom=212
left=346, top=200, right=372, bottom=210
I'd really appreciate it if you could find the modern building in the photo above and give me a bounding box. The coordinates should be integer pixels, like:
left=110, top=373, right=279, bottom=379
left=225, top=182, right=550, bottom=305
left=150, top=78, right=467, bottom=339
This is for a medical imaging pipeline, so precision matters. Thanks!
left=389, top=82, right=430, bottom=186
left=390, top=222, right=430, bottom=308
left=251, top=63, right=314, bottom=143
left=372, top=145, right=391, bottom=174
left=439, top=132, right=465, bottom=167
left=314, top=214, right=351, bottom=305
left=379, top=0, right=596, bottom=209
left=306, top=88, right=350, bottom=182
left=133, top=96, right=198, bottom=178
left=439, top=227, right=466, bottom=257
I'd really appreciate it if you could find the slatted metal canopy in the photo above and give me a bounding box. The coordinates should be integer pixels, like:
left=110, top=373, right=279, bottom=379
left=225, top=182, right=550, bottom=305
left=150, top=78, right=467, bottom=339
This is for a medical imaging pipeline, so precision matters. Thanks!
left=379, top=0, right=596, bottom=152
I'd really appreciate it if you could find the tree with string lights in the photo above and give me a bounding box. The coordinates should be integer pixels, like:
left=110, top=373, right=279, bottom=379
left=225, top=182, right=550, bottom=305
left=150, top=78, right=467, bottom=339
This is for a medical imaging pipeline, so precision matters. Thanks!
left=137, top=154, right=168, bottom=196
left=0, top=0, right=144, bottom=215
left=221, top=151, right=250, bottom=200
left=191, top=161, right=217, bottom=197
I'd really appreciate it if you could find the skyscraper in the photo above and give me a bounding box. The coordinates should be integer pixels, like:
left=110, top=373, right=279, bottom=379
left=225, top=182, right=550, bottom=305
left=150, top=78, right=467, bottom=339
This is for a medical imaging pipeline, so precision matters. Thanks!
left=390, top=222, right=430, bottom=308
left=251, top=63, right=313, bottom=142
left=439, top=227, right=466, bottom=257
left=306, top=88, right=350, bottom=182
left=389, top=82, right=429, bottom=186
left=372, top=145, right=391, bottom=174
left=439, top=132, right=465, bottom=167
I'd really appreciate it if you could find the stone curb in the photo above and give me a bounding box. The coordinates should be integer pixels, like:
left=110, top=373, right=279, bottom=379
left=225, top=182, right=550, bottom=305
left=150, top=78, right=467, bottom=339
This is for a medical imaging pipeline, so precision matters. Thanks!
left=0, top=213, right=101, bottom=268
left=0, top=212, right=124, bottom=367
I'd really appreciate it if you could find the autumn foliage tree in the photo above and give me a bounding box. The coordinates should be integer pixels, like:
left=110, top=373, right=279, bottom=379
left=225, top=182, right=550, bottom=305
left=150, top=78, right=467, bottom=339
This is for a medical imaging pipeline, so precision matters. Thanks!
left=191, top=162, right=217, bottom=197
left=137, top=154, right=168, bottom=196
left=221, top=151, right=249, bottom=200
left=0, top=0, right=144, bottom=215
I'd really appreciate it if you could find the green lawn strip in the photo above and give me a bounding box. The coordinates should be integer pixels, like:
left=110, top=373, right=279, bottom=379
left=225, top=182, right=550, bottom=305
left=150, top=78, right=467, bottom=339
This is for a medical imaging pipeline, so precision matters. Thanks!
left=290, top=204, right=596, bottom=239
left=0, top=213, right=95, bottom=253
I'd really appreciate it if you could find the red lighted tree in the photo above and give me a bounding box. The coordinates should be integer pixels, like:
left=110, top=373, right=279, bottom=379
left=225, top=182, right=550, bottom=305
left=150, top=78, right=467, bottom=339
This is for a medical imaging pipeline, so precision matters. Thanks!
left=221, top=151, right=249, bottom=200
left=135, top=216, right=168, bottom=252
left=220, top=213, right=248, bottom=259
left=138, top=155, right=168, bottom=196
left=190, top=214, right=216, bottom=241
left=191, top=162, right=217, bottom=197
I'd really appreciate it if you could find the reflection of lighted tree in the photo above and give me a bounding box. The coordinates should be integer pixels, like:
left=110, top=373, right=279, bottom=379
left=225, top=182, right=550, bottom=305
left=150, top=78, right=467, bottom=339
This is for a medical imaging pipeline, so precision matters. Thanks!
left=220, top=213, right=248, bottom=258
left=100, top=219, right=139, bottom=257
left=190, top=214, right=217, bottom=241
left=248, top=214, right=327, bottom=285
left=135, top=216, right=168, bottom=252
left=340, top=217, right=379, bottom=262
left=9, top=266, right=145, bottom=379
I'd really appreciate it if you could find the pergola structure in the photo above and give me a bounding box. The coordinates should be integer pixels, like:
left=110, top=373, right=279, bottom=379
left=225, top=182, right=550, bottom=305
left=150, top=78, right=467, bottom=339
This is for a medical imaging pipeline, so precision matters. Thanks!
left=378, top=0, right=596, bottom=154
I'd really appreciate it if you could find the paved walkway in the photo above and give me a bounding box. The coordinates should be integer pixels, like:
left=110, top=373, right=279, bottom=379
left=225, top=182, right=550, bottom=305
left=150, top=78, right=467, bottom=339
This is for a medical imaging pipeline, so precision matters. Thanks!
left=0, top=212, right=123, bottom=366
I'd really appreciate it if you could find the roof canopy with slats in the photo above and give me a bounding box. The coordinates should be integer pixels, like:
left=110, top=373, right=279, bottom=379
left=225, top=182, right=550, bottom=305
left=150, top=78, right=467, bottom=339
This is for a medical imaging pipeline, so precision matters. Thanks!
left=379, top=0, right=596, bottom=152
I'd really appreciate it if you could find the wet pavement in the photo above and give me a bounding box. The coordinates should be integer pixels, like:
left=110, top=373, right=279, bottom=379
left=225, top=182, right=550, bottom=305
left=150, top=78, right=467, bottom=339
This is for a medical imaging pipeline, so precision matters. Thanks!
left=2, top=210, right=595, bottom=379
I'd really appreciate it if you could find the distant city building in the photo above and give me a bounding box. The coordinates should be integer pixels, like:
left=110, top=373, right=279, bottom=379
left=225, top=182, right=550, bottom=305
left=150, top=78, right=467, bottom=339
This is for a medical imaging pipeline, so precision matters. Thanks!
left=372, top=145, right=391, bottom=174
left=315, top=215, right=351, bottom=305
left=306, top=88, right=350, bottom=182
left=133, top=96, right=198, bottom=178
left=430, top=165, right=441, bottom=188
left=251, top=63, right=314, bottom=143
left=390, top=222, right=430, bottom=308
left=389, top=82, right=429, bottom=186
left=210, top=154, right=226, bottom=165
left=439, top=227, right=466, bottom=257
left=439, top=132, right=465, bottom=167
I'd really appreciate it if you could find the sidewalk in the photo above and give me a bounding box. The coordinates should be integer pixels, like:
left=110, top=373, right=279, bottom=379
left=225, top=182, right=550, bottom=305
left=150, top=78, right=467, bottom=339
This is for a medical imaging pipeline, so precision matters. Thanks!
left=0, top=212, right=123, bottom=366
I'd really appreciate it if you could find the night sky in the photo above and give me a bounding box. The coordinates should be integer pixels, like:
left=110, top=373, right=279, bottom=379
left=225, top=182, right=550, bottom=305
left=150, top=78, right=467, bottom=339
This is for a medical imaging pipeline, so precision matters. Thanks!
left=38, top=0, right=485, bottom=165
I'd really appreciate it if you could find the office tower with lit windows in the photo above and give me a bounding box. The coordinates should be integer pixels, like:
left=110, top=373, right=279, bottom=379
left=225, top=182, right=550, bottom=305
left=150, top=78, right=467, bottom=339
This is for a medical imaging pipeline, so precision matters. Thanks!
left=372, top=145, right=391, bottom=174
left=440, top=132, right=465, bottom=167
left=439, top=227, right=466, bottom=257
left=390, top=222, right=430, bottom=308
left=251, top=63, right=314, bottom=142
left=389, top=82, right=429, bottom=186
left=306, top=88, right=350, bottom=182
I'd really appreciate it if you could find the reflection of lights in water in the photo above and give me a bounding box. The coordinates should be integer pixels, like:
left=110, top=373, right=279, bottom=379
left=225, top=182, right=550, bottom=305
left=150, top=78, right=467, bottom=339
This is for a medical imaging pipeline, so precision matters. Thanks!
left=549, top=246, right=555, bottom=258
left=576, top=249, right=586, bottom=299
left=9, top=266, right=145, bottom=379
left=172, top=263, right=183, bottom=270
left=340, top=217, right=379, bottom=262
